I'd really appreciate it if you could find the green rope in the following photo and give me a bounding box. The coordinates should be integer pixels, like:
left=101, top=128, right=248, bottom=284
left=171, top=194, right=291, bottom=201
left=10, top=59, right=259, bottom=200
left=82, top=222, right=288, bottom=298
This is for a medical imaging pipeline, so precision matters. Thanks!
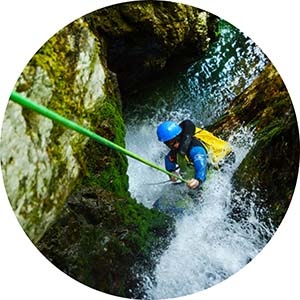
left=9, top=91, right=188, bottom=184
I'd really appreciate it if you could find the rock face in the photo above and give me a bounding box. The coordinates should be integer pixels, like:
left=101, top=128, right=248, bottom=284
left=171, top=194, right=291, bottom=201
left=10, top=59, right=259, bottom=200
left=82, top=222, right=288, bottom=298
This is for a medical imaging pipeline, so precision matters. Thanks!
left=1, top=2, right=218, bottom=298
left=86, top=1, right=219, bottom=100
left=211, top=63, right=299, bottom=227
left=1, top=19, right=117, bottom=243
left=37, top=186, right=174, bottom=298
left=1, top=1, right=297, bottom=297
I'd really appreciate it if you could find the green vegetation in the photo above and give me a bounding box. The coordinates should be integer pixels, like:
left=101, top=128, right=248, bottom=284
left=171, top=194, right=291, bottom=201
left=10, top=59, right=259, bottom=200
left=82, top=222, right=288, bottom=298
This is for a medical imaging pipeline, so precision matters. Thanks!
left=212, top=64, right=299, bottom=227
left=81, top=95, right=130, bottom=197
left=37, top=187, right=174, bottom=298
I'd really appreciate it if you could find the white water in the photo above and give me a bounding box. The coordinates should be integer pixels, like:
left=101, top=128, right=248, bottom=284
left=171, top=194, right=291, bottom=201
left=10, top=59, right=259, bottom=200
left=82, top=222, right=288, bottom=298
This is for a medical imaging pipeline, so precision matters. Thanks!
left=126, top=125, right=274, bottom=299
left=124, top=21, right=274, bottom=299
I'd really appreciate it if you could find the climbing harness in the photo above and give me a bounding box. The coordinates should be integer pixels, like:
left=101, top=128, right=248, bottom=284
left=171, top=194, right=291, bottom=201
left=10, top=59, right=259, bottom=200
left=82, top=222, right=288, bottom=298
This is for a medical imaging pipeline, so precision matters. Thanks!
left=176, top=153, right=196, bottom=180
left=9, top=91, right=189, bottom=184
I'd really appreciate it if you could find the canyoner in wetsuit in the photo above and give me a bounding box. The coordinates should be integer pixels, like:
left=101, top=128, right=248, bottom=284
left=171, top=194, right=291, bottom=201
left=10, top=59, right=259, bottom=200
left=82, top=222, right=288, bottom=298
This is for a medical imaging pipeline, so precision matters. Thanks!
left=156, top=119, right=233, bottom=190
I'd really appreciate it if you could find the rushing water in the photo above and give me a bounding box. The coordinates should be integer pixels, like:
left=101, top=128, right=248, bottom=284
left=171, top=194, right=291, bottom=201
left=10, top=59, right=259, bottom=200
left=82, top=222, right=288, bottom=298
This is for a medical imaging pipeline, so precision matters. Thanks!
left=124, top=21, right=274, bottom=299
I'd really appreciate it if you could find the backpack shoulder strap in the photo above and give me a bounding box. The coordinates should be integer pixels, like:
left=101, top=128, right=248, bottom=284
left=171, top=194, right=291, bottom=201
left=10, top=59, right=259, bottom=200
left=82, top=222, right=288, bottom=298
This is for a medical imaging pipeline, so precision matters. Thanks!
left=193, top=127, right=208, bottom=152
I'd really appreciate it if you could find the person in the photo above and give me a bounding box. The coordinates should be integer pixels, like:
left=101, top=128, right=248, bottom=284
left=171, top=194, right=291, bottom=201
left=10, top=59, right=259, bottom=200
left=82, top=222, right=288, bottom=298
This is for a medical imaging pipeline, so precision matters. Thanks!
left=157, top=119, right=208, bottom=190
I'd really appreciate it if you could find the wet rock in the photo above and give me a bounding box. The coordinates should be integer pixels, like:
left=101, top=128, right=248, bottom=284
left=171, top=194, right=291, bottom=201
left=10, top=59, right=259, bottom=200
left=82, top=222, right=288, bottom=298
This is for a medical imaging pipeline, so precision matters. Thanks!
left=211, top=63, right=299, bottom=227
left=37, top=186, right=175, bottom=298
left=86, top=1, right=219, bottom=100
left=1, top=19, right=116, bottom=243
left=1, top=3, right=219, bottom=296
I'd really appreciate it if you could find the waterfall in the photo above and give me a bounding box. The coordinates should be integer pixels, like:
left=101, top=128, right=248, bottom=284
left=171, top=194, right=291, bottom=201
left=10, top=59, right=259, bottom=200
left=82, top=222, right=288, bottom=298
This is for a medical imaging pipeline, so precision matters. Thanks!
left=124, top=20, right=274, bottom=299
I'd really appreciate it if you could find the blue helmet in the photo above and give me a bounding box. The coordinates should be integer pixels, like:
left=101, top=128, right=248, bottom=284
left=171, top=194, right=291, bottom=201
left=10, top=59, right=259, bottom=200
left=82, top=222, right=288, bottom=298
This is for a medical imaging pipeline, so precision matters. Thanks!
left=157, top=121, right=182, bottom=142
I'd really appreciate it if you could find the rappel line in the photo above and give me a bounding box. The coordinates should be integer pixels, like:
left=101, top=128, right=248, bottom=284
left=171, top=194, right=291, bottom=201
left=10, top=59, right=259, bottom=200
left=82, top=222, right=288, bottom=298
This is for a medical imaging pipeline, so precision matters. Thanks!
left=9, top=91, right=188, bottom=184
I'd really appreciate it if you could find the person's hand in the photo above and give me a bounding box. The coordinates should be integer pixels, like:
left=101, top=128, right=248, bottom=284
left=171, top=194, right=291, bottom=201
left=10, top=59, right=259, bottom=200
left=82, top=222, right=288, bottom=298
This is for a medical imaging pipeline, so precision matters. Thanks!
left=169, top=171, right=180, bottom=182
left=187, top=178, right=200, bottom=189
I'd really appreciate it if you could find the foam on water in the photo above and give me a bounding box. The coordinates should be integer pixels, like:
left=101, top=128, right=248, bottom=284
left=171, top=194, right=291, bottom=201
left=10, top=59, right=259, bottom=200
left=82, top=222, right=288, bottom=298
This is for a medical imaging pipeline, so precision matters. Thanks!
left=124, top=20, right=273, bottom=299
left=126, top=125, right=274, bottom=299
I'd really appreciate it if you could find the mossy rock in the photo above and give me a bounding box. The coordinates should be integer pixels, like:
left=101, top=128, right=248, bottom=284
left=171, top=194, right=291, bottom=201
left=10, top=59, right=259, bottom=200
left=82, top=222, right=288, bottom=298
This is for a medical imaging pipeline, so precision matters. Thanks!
left=211, top=63, right=299, bottom=227
left=37, top=186, right=175, bottom=298
left=1, top=18, right=117, bottom=243
left=85, top=1, right=219, bottom=100
left=232, top=111, right=299, bottom=227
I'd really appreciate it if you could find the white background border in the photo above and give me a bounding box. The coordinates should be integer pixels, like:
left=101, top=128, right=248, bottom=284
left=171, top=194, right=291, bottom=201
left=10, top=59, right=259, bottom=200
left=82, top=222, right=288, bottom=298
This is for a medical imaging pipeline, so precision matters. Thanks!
left=0, top=1, right=299, bottom=299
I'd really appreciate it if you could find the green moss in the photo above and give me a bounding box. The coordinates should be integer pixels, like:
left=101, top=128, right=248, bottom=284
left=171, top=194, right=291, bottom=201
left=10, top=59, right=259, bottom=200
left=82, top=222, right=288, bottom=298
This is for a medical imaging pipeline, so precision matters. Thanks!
left=32, top=30, right=82, bottom=116
left=29, top=20, right=101, bottom=145
left=80, top=91, right=130, bottom=197
left=37, top=186, right=174, bottom=298
left=83, top=141, right=129, bottom=197
left=113, top=196, right=174, bottom=256
left=26, top=18, right=129, bottom=197
left=232, top=105, right=299, bottom=227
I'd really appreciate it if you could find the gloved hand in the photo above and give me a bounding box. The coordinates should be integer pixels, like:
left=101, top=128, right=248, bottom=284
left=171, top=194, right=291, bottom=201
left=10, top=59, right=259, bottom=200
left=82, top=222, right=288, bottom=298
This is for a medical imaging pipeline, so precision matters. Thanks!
left=187, top=178, right=201, bottom=189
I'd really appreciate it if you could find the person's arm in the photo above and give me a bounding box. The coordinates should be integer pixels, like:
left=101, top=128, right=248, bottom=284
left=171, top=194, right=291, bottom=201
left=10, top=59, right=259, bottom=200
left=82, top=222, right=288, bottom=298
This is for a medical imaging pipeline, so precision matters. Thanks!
left=187, top=146, right=207, bottom=189
left=178, top=120, right=196, bottom=155
left=165, top=151, right=179, bottom=181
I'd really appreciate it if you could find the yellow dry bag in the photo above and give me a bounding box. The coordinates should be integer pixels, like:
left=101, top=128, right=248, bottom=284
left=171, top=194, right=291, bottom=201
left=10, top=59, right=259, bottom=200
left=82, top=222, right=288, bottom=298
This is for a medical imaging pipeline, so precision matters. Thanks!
left=194, top=127, right=232, bottom=166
